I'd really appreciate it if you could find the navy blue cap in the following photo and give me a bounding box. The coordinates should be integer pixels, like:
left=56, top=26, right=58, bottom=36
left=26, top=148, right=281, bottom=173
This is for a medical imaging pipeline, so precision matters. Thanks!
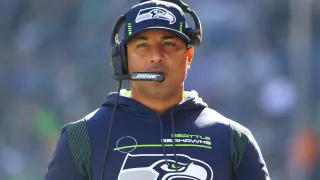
left=124, top=0, right=190, bottom=44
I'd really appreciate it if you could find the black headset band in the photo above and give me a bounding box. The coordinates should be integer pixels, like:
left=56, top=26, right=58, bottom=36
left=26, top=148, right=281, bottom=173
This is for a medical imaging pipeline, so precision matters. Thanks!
left=187, top=8, right=202, bottom=46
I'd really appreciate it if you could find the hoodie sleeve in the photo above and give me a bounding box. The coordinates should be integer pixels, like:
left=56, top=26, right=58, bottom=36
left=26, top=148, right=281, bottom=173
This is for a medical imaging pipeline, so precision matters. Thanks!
left=233, top=133, right=271, bottom=180
left=44, top=131, right=87, bottom=180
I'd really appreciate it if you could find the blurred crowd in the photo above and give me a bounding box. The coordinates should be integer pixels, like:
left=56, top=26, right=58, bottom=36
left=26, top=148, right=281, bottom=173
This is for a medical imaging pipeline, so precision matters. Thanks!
left=0, top=0, right=319, bottom=179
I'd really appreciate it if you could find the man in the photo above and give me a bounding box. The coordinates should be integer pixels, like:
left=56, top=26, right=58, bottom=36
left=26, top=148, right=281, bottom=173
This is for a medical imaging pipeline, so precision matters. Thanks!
left=45, top=0, right=271, bottom=180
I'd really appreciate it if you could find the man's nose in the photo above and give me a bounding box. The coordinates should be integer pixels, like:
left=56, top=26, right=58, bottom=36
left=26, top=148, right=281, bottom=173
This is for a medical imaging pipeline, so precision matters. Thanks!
left=149, top=46, right=165, bottom=63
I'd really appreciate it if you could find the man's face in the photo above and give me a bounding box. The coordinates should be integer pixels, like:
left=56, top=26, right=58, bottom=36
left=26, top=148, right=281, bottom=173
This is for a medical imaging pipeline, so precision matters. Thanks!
left=127, top=29, right=194, bottom=97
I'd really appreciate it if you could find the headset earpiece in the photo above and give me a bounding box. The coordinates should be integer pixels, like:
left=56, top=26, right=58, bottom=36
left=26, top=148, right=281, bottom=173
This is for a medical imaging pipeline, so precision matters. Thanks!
left=119, top=40, right=128, bottom=74
left=110, top=15, right=128, bottom=77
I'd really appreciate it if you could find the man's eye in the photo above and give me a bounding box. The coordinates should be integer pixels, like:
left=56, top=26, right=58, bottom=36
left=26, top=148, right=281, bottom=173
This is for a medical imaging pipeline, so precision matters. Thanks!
left=164, top=42, right=175, bottom=46
left=137, top=43, right=148, bottom=48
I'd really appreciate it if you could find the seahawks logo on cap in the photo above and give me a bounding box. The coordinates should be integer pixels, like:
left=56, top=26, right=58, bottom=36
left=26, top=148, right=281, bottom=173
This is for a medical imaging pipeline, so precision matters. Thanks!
left=135, top=7, right=176, bottom=24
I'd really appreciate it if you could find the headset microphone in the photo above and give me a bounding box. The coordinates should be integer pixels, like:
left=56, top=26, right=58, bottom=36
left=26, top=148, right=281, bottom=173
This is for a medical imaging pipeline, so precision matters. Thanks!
left=113, top=72, right=165, bottom=82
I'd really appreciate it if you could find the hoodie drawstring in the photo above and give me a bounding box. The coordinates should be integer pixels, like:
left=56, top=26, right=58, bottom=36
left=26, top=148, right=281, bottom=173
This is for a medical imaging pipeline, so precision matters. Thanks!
left=158, top=110, right=178, bottom=171
left=170, top=109, right=178, bottom=172
left=157, top=109, right=178, bottom=171
left=158, top=114, right=169, bottom=165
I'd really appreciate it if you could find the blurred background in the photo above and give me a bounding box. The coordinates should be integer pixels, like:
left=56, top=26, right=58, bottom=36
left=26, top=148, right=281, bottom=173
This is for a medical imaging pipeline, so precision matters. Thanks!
left=0, top=0, right=319, bottom=179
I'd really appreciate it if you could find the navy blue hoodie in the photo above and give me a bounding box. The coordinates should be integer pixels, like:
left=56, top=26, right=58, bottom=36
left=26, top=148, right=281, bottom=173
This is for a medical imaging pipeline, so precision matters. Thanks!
left=45, top=90, right=270, bottom=180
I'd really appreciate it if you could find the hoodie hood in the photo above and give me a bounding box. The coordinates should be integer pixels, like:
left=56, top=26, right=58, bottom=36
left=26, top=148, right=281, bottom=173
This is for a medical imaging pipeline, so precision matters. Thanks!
left=102, top=89, right=208, bottom=118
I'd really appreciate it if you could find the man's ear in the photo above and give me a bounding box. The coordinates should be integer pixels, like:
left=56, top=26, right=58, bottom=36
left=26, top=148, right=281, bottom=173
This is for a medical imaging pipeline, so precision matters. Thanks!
left=187, top=47, right=194, bottom=68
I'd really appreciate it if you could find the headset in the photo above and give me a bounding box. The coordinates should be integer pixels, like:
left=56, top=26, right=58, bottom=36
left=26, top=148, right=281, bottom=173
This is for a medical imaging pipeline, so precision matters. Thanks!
left=101, top=1, right=202, bottom=179
left=110, top=0, right=203, bottom=81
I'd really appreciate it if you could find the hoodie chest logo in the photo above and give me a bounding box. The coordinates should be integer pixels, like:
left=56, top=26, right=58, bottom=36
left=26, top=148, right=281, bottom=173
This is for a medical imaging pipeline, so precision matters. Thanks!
left=135, top=7, right=176, bottom=25
left=114, top=135, right=213, bottom=179
left=117, top=153, right=214, bottom=180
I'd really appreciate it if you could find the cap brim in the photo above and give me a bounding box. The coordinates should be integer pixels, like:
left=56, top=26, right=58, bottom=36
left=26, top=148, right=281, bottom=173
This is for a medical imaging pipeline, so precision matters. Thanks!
left=123, top=27, right=190, bottom=45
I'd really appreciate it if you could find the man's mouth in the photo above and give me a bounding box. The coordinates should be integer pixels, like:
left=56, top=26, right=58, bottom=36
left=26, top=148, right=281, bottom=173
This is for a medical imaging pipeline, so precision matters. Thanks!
left=148, top=69, right=166, bottom=75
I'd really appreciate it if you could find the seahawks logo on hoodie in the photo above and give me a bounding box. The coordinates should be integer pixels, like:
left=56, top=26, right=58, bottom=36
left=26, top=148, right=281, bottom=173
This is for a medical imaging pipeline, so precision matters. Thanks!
left=117, top=153, right=214, bottom=180
left=135, top=7, right=176, bottom=25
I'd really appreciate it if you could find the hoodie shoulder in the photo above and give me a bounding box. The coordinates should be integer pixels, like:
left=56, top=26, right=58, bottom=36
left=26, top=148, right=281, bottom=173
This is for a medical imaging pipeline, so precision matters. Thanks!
left=45, top=109, right=102, bottom=180
left=197, top=107, right=270, bottom=178
left=55, top=107, right=113, bottom=178
left=196, top=107, right=252, bottom=136
left=62, top=108, right=104, bottom=129
left=82, top=106, right=113, bottom=123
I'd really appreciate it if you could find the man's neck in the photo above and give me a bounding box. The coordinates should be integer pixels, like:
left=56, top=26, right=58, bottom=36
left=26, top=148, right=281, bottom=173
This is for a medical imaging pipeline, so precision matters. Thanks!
left=130, top=86, right=184, bottom=115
